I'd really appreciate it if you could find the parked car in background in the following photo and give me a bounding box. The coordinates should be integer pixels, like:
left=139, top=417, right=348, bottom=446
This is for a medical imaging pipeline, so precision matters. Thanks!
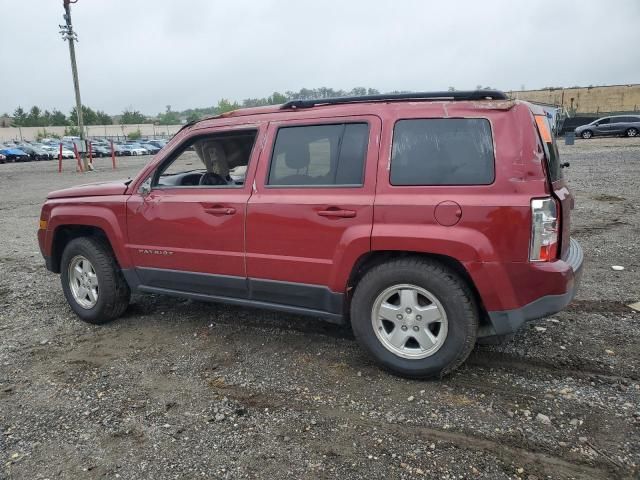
left=61, top=147, right=76, bottom=159
left=112, top=144, right=129, bottom=156
left=146, top=139, right=168, bottom=149
left=30, top=144, right=56, bottom=160
left=40, top=144, right=76, bottom=159
left=0, top=146, right=30, bottom=162
left=122, top=144, right=148, bottom=156
left=40, top=145, right=58, bottom=157
left=575, top=115, right=640, bottom=139
left=18, top=144, right=51, bottom=161
left=90, top=144, right=112, bottom=157
left=138, top=142, right=161, bottom=154
left=0, top=153, right=6, bottom=164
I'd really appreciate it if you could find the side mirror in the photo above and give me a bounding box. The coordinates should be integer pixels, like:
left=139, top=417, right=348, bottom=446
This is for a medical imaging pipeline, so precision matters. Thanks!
left=139, top=177, right=152, bottom=197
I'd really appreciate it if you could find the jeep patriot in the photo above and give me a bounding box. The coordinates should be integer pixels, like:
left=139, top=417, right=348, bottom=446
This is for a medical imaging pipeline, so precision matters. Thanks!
left=37, top=90, right=584, bottom=378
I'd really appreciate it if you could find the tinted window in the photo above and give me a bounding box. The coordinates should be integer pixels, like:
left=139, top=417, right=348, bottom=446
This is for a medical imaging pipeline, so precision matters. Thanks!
left=268, top=123, right=369, bottom=186
left=614, top=116, right=639, bottom=123
left=390, top=119, right=494, bottom=186
left=596, top=118, right=610, bottom=125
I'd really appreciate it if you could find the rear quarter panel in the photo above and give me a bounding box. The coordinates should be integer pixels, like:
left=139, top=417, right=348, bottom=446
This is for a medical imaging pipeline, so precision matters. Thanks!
left=372, top=102, right=550, bottom=310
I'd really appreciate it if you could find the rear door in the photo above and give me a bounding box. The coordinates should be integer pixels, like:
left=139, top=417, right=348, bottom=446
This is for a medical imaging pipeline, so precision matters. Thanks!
left=609, top=117, right=628, bottom=135
left=246, top=116, right=380, bottom=308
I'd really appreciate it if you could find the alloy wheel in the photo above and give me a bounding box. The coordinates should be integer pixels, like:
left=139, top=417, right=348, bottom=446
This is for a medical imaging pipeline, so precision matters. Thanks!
left=68, top=255, right=99, bottom=309
left=371, top=284, right=448, bottom=359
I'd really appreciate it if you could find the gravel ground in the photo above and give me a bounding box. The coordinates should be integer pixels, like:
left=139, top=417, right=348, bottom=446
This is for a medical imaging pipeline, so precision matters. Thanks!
left=1, top=137, right=639, bottom=479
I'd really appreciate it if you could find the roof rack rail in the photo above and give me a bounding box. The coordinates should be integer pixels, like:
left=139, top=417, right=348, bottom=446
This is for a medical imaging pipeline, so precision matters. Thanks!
left=281, top=90, right=508, bottom=109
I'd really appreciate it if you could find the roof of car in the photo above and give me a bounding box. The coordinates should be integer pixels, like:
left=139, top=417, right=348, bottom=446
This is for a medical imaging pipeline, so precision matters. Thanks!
left=183, top=90, right=512, bottom=131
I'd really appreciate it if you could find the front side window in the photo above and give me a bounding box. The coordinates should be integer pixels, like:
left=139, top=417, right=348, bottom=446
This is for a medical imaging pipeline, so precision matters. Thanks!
left=267, top=123, right=369, bottom=186
left=390, top=118, right=495, bottom=186
left=154, top=130, right=257, bottom=188
left=596, top=118, right=610, bottom=125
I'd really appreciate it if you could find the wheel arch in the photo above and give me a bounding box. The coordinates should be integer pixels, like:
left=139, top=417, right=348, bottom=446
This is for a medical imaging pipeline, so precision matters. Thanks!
left=48, top=216, right=132, bottom=275
left=345, top=250, right=489, bottom=327
left=50, top=225, right=111, bottom=273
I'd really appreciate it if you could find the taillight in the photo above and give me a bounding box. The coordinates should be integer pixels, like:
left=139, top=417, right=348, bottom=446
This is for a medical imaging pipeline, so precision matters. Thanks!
left=530, top=198, right=559, bottom=262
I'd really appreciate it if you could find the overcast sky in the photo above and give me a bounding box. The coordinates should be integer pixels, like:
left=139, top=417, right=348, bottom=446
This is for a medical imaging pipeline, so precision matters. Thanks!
left=1, top=0, right=639, bottom=115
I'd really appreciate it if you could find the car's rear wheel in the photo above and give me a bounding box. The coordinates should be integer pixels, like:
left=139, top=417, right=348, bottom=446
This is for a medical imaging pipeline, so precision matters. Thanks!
left=581, top=130, right=593, bottom=139
left=350, top=258, right=478, bottom=379
left=626, top=128, right=638, bottom=138
left=60, top=237, right=130, bottom=324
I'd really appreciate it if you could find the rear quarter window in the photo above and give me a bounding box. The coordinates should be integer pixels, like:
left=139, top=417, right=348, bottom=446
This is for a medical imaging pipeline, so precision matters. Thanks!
left=390, top=118, right=495, bottom=186
left=535, top=114, right=563, bottom=182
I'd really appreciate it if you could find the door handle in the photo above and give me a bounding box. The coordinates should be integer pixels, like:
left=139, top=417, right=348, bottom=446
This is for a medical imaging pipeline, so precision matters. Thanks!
left=317, top=208, right=356, bottom=218
left=204, top=206, right=236, bottom=215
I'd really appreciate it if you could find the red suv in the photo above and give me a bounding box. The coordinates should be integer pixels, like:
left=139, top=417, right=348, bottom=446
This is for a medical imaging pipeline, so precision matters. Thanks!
left=37, top=91, right=583, bottom=378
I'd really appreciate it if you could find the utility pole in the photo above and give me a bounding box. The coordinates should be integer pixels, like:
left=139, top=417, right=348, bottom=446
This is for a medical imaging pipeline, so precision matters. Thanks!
left=60, top=0, right=90, bottom=170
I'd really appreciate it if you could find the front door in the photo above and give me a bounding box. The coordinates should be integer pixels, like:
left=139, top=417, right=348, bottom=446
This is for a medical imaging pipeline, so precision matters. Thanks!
left=594, top=117, right=611, bottom=135
left=246, top=116, right=381, bottom=311
left=126, top=127, right=262, bottom=298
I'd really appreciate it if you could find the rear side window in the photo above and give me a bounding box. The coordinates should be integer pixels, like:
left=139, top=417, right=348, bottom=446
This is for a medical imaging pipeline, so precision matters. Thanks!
left=535, top=114, right=562, bottom=182
left=390, top=119, right=495, bottom=186
left=268, top=123, right=369, bottom=186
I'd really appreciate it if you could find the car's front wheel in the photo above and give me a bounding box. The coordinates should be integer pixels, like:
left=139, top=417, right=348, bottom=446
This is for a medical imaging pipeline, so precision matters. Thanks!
left=350, top=258, right=478, bottom=379
left=60, top=237, right=130, bottom=324
left=581, top=130, right=593, bottom=139
left=626, top=128, right=638, bottom=138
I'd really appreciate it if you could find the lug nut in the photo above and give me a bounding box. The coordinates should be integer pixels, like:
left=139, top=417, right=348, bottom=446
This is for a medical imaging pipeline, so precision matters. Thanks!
left=406, top=308, right=412, bottom=314
left=413, top=326, right=419, bottom=332
left=396, top=314, right=403, bottom=320
left=401, top=325, right=408, bottom=331
left=416, top=315, right=422, bottom=321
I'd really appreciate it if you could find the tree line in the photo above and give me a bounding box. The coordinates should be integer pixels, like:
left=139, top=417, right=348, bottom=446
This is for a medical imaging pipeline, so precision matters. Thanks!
left=5, top=87, right=388, bottom=127
left=182, top=87, right=383, bottom=122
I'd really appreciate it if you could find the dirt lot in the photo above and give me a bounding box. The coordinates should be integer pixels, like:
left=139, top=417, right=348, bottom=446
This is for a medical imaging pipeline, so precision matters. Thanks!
left=1, top=138, right=639, bottom=479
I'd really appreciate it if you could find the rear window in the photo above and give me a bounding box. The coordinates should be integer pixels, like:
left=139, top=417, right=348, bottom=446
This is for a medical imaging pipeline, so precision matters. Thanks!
left=390, top=118, right=495, bottom=186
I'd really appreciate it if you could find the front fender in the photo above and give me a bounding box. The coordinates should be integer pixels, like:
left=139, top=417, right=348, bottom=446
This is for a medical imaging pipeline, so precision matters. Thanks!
left=45, top=197, right=132, bottom=269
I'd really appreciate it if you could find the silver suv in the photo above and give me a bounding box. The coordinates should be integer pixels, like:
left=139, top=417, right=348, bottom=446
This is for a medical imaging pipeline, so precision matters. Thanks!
left=575, top=115, right=640, bottom=139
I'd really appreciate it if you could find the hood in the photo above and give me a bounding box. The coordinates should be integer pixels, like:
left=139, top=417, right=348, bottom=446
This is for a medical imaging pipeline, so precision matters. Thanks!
left=47, top=179, right=130, bottom=199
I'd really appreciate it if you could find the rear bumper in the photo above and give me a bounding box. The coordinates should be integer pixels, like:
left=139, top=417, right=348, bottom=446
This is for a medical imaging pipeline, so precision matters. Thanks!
left=481, top=238, right=584, bottom=337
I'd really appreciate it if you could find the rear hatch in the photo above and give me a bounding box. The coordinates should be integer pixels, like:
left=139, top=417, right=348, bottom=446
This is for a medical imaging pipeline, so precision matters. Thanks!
left=533, top=112, right=572, bottom=259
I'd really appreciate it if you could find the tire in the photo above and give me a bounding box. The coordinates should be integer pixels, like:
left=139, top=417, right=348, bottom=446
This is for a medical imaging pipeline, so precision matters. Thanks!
left=350, top=258, right=478, bottom=379
left=60, top=237, right=130, bottom=324
left=626, top=128, right=638, bottom=138
left=581, top=130, right=593, bottom=139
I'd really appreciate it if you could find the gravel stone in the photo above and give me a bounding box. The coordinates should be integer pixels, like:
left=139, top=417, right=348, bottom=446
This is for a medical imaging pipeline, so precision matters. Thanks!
left=0, top=138, right=639, bottom=478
